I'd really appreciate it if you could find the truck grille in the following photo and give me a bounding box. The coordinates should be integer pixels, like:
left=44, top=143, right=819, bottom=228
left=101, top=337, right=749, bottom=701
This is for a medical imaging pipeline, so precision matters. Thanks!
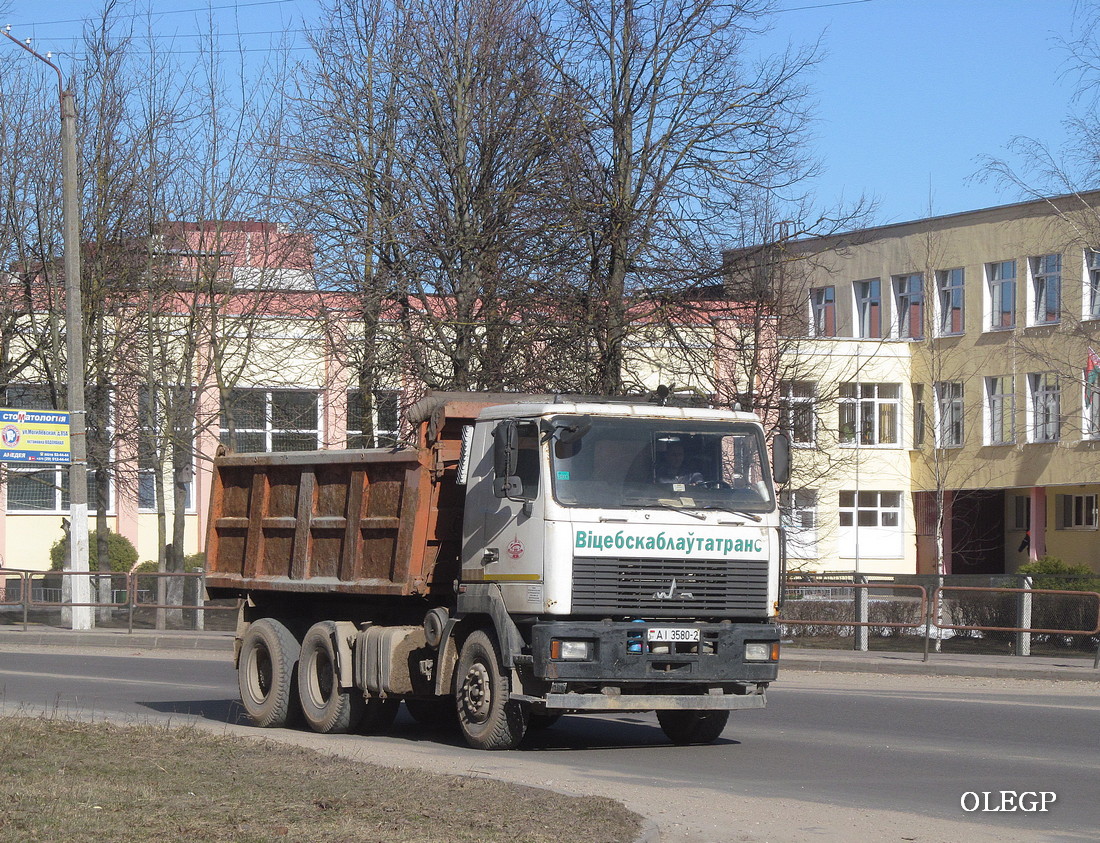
left=571, top=556, right=770, bottom=618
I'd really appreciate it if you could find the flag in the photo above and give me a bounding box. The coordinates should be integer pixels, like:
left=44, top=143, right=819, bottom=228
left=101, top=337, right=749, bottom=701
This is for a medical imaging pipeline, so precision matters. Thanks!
left=1087, top=347, right=1100, bottom=408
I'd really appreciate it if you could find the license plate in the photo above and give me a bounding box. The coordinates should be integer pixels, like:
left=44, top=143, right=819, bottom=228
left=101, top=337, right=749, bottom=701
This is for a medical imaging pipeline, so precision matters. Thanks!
left=647, top=627, right=700, bottom=643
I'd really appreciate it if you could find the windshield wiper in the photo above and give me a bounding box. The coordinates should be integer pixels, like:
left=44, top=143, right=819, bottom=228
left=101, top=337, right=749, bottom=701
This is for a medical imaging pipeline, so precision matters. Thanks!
left=654, top=501, right=708, bottom=521
left=702, top=504, right=762, bottom=522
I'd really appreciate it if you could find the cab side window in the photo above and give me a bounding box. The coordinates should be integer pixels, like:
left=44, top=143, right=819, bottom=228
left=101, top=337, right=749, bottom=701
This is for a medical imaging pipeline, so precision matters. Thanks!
left=514, top=422, right=540, bottom=499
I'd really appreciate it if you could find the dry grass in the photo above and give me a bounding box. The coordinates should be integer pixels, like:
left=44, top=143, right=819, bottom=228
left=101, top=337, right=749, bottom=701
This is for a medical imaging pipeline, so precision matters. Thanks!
left=0, top=717, right=641, bottom=843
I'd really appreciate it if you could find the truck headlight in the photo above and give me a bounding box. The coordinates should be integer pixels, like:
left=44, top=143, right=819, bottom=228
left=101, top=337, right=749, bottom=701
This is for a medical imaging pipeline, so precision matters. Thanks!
left=550, top=639, right=594, bottom=661
left=744, top=642, right=779, bottom=662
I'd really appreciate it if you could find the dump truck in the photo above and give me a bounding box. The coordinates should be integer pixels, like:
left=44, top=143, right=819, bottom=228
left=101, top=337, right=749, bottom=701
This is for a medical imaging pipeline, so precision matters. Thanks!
left=205, top=392, right=790, bottom=749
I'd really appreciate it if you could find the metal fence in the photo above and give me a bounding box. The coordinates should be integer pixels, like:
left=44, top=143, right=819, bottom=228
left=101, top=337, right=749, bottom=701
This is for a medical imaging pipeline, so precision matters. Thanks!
left=0, top=569, right=238, bottom=632
left=781, top=572, right=1100, bottom=666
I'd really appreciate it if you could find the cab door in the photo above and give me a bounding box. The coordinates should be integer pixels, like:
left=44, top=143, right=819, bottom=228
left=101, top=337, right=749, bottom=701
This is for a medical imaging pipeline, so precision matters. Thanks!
left=478, top=419, right=546, bottom=610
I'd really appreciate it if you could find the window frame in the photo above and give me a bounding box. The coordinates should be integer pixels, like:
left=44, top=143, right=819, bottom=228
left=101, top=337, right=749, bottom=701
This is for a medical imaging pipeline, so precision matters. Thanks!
left=347, top=389, right=402, bottom=448
left=838, top=382, right=901, bottom=447
left=984, top=375, right=1014, bottom=446
left=810, top=286, right=837, bottom=337
left=986, top=259, right=1016, bottom=331
left=4, top=384, right=114, bottom=514
left=1027, top=372, right=1061, bottom=443
left=1086, top=250, right=1100, bottom=321
left=779, top=380, right=816, bottom=445
left=1029, top=254, right=1061, bottom=326
left=934, top=381, right=964, bottom=448
left=854, top=278, right=882, bottom=339
left=1057, top=493, right=1097, bottom=530
left=893, top=273, right=924, bottom=339
left=219, top=388, right=321, bottom=453
left=936, top=268, right=965, bottom=336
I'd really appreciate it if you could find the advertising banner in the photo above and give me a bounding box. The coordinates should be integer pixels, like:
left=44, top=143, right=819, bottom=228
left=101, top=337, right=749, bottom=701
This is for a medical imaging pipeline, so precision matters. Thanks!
left=0, top=408, right=71, bottom=463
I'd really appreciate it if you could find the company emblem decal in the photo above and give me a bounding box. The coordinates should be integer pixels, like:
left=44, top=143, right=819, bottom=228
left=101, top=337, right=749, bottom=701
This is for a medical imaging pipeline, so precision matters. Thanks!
left=507, top=537, right=525, bottom=560
left=652, top=578, right=695, bottom=600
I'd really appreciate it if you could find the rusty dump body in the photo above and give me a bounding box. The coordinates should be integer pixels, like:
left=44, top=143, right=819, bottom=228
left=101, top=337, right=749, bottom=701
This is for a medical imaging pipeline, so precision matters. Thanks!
left=205, top=394, right=507, bottom=602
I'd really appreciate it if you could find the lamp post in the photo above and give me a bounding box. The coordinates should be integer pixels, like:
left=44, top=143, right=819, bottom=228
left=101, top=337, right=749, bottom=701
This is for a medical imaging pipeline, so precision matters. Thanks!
left=3, top=27, right=92, bottom=630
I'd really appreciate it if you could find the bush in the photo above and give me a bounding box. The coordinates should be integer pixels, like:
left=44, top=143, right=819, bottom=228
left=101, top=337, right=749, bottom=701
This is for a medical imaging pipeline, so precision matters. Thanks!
left=1017, top=556, right=1100, bottom=592
left=49, top=530, right=139, bottom=573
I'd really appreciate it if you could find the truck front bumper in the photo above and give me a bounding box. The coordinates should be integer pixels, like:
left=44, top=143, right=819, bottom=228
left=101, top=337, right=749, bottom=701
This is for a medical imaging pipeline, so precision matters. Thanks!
left=524, top=620, right=780, bottom=710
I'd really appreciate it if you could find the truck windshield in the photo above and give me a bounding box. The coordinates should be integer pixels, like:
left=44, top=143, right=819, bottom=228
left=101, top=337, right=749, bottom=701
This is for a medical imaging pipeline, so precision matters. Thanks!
left=549, top=416, right=775, bottom=513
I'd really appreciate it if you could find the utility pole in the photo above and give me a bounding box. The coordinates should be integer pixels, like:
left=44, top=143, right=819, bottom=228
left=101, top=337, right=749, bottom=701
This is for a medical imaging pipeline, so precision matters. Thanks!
left=3, top=27, right=92, bottom=630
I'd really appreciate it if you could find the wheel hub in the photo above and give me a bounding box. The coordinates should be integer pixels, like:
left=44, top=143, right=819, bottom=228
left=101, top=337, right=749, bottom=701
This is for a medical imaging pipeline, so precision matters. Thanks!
left=461, top=662, right=492, bottom=724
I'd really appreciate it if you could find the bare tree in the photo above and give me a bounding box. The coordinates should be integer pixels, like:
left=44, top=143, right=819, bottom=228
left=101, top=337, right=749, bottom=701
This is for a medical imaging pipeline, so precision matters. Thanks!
left=545, top=0, right=824, bottom=395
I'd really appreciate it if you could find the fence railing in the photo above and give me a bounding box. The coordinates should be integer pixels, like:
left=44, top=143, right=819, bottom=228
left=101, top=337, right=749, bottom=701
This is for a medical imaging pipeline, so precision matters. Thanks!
left=781, top=573, right=1100, bottom=667
left=0, top=569, right=238, bottom=632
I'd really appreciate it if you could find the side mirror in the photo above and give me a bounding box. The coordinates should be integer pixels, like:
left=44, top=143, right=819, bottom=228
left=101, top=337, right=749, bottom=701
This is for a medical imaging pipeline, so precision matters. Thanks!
left=492, top=420, right=520, bottom=498
left=557, top=415, right=592, bottom=444
left=771, top=432, right=791, bottom=486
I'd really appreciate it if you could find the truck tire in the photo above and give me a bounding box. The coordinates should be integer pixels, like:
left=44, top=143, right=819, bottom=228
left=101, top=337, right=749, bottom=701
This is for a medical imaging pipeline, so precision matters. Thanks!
left=455, top=629, right=529, bottom=750
left=298, top=621, right=363, bottom=734
left=656, top=710, right=730, bottom=745
left=238, top=618, right=301, bottom=728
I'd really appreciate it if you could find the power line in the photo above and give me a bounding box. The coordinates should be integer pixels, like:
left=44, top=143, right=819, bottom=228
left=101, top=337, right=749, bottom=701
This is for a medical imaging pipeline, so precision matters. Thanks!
left=776, top=0, right=877, bottom=12
left=9, top=0, right=305, bottom=28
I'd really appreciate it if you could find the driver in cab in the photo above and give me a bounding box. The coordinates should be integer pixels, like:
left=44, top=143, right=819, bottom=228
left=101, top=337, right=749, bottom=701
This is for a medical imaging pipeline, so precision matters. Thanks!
left=656, top=441, right=703, bottom=485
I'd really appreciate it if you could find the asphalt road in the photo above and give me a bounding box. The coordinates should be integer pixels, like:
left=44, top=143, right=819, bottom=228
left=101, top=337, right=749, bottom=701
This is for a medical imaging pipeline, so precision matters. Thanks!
left=1, top=646, right=1097, bottom=842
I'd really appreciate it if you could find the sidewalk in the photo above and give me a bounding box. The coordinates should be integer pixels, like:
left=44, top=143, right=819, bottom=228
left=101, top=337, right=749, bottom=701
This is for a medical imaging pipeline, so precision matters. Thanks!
left=1, top=624, right=1097, bottom=681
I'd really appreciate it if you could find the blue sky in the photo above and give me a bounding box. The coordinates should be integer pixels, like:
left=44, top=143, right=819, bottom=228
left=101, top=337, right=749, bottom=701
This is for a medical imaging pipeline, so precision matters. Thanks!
left=2, top=0, right=1087, bottom=227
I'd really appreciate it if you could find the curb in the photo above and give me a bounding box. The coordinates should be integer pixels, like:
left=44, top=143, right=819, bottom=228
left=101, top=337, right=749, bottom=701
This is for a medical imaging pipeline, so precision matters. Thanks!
left=0, top=628, right=234, bottom=653
left=780, top=652, right=1100, bottom=682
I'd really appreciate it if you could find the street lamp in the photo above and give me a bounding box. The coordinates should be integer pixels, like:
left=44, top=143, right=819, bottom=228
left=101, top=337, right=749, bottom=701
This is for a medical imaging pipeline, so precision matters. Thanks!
left=3, top=27, right=92, bottom=630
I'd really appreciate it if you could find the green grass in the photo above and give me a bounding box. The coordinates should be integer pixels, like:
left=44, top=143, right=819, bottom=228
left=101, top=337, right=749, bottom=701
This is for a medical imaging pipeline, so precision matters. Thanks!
left=0, top=717, right=641, bottom=843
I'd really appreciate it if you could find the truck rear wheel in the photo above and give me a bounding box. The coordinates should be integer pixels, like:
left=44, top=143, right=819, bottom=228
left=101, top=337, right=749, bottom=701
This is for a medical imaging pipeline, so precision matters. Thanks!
left=656, top=710, right=730, bottom=745
left=298, top=621, right=363, bottom=734
left=456, top=629, right=528, bottom=750
left=238, top=618, right=301, bottom=728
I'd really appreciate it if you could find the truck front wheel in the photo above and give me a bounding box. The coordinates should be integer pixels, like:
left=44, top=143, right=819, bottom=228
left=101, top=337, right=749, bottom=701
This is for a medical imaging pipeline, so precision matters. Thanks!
left=656, top=710, right=730, bottom=745
left=298, top=621, right=363, bottom=734
left=238, top=618, right=301, bottom=728
left=455, top=630, right=528, bottom=750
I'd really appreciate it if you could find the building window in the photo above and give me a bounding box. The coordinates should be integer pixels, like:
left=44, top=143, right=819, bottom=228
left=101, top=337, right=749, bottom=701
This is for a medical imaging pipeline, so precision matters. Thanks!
left=839, top=490, right=901, bottom=527
left=911, top=384, right=926, bottom=447
left=838, top=383, right=900, bottom=446
left=3, top=384, right=109, bottom=513
left=779, top=380, right=815, bottom=445
left=219, top=389, right=320, bottom=452
left=137, top=386, right=194, bottom=512
left=936, top=268, right=965, bottom=335
left=934, top=381, right=964, bottom=448
left=1013, top=495, right=1031, bottom=531
left=1086, top=250, right=1100, bottom=321
left=810, top=286, right=836, bottom=337
left=894, top=273, right=924, bottom=339
left=1027, top=373, right=1060, bottom=442
left=1086, top=350, right=1100, bottom=439
left=855, top=279, right=882, bottom=339
left=984, top=375, right=1014, bottom=445
left=1057, top=494, right=1097, bottom=529
left=1029, top=254, right=1061, bottom=325
left=347, top=390, right=401, bottom=448
left=781, top=489, right=818, bottom=559
left=838, top=490, right=903, bottom=558
left=986, top=260, right=1016, bottom=330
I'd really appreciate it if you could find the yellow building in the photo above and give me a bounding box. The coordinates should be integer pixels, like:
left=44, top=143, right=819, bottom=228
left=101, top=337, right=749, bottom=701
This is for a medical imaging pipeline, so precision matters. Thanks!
left=781, top=193, right=1100, bottom=576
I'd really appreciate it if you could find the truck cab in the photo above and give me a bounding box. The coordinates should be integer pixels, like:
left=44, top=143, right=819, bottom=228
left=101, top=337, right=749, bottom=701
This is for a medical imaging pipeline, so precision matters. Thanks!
left=450, top=401, right=784, bottom=747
